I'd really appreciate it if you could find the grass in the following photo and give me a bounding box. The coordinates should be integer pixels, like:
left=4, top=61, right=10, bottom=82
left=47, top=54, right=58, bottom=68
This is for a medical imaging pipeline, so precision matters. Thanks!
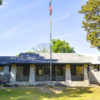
left=0, top=86, right=100, bottom=100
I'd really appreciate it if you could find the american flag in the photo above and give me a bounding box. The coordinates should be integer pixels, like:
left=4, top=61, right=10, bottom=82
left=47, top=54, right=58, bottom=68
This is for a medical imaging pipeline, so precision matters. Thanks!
left=49, top=0, right=52, bottom=15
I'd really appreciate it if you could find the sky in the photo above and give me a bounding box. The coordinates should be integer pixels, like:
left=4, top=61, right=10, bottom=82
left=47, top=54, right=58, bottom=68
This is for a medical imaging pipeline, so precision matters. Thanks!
left=0, top=0, right=99, bottom=56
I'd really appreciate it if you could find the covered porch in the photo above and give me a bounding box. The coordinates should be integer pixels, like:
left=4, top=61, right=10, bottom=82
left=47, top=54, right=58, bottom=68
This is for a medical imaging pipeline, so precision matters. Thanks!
left=10, top=64, right=66, bottom=85
left=10, top=64, right=89, bottom=86
left=66, top=64, right=89, bottom=86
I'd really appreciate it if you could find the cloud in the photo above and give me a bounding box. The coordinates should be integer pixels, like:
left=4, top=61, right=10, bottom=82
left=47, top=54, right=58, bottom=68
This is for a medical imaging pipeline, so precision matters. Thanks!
left=61, top=14, right=69, bottom=20
left=5, top=0, right=45, bottom=15
left=0, top=23, right=23, bottom=39
left=55, top=33, right=81, bottom=41
left=54, top=13, right=70, bottom=23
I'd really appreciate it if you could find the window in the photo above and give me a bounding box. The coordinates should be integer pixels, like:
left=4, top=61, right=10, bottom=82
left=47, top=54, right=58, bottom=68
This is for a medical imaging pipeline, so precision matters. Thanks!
left=16, top=65, right=30, bottom=81
left=23, top=67, right=30, bottom=76
left=0, top=66, right=4, bottom=72
left=36, top=66, right=43, bottom=76
left=94, top=65, right=99, bottom=71
left=71, top=65, right=76, bottom=75
left=71, top=65, right=84, bottom=81
left=76, top=66, right=83, bottom=76
left=56, top=66, right=64, bottom=76
left=38, top=69, right=43, bottom=75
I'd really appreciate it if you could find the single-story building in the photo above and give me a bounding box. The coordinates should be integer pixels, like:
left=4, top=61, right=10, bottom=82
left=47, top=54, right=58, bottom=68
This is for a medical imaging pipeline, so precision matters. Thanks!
left=0, top=53, right=100, bottom=86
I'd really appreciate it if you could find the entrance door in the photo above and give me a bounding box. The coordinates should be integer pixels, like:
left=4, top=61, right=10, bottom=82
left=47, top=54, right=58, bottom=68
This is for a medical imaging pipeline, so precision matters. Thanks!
left=44, top=66, right=50, bottom=81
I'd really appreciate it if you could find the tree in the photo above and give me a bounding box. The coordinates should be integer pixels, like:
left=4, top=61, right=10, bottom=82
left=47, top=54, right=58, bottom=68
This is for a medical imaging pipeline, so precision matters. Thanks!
left=79, top=0, right=100, bottom=49
left=26, top=39, right=75, bottom=53
left=52, top=39, right=75, bottom=53
left=33, top=43, right=50, bottom=53
left=0, top=0, right=2, bottom=5
left=26, top=43, right=50, bottom=53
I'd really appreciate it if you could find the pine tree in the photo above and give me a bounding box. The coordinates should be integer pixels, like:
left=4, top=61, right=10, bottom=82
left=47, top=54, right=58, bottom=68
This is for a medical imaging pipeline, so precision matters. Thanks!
left=79, top=0, right=100, bottom=49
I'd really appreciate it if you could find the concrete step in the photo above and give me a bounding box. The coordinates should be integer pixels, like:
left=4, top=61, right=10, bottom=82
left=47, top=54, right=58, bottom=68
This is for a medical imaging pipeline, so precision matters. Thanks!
left=89, top=70, right=100, bottom=84
left=68, top=81, right=89, bottom=87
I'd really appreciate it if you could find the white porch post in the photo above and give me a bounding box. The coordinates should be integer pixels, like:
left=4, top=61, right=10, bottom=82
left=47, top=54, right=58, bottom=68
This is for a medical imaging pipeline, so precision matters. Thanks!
left=84, top=64, right=89, bottom=85
left=65, top=64, right=71, bottom=86
left=10, top=64, right=16, bottom=84
left=29, top=64, right=35, bottom=85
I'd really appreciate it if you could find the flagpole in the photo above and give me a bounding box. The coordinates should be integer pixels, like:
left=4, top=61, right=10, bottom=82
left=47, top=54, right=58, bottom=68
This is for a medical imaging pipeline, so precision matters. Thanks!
left=49, top=0, right=52, bottom=83
left=50, top=13, right=52, bottom=83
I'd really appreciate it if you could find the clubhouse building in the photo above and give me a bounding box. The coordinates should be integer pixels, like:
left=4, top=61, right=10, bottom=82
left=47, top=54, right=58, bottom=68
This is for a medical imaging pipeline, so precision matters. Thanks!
left=0, top=53, right=100, bottom=86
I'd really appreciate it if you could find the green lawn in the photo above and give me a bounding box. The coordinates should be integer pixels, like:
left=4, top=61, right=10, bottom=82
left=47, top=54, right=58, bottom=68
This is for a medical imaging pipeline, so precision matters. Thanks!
left=0, top=86, right=100, bottom=100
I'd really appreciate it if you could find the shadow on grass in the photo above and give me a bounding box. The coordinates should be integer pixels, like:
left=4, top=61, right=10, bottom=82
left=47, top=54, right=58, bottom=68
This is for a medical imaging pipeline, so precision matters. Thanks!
left=0, top=87, right=93, bottom=100
left=38, top=87, right=93, bottom=99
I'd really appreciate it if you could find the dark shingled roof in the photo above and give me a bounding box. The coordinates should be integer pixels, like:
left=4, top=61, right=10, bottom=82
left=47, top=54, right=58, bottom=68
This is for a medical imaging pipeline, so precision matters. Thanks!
left=0, top=53, right=95, bottom=65
left=0, top=56, right=15, bottom=65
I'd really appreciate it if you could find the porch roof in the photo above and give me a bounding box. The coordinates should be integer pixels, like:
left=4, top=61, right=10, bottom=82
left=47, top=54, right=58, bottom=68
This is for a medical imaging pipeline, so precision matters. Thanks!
left=91, top=57, right=100, bottom=65
left=9, top=53, right=92, bottom=64
left=0, top=53, right=98, bottom=65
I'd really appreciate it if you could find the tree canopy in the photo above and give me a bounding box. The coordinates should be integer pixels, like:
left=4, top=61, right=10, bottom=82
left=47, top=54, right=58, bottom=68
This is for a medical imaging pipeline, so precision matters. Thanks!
left=26, top=39, right=75, bottom=53
left=26, top=43, right=50, bottom=53
left=79, top=0, right=100, bottom=49
left=0, top=0, right=2, bottom=5
left=52, top=39, right=75, bottom=53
